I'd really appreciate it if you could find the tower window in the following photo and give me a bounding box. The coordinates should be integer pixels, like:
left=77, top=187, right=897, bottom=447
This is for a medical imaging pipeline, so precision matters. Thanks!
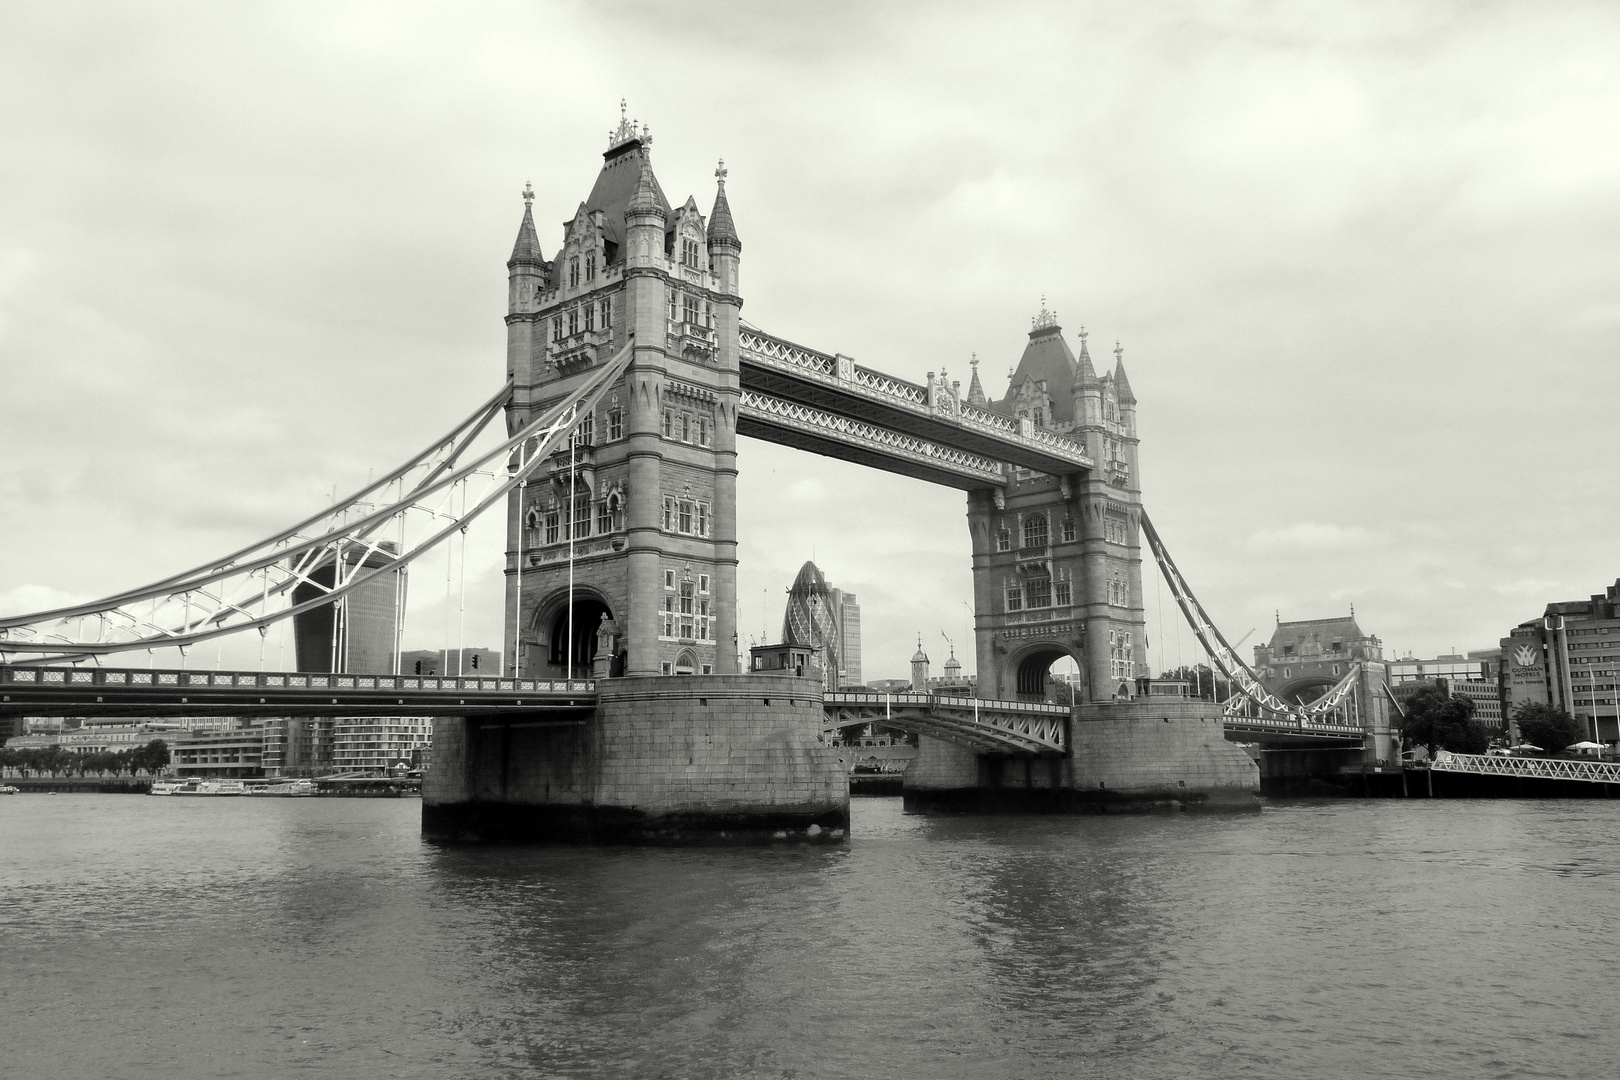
left=698, top=417, right=710, bottom=447
left=544, top=510, right=559, bottom=545
left=573, top=413, right=593, bottom=447
left=568, top=494, right=591, bottom=539
left=584, top=304, right=595, bottom=332
left=1061, top=519, right=1075, bottom=543
left=1005, top=583, right=1023, bottom=612
left=607, top=408, right=622, bottom=441
left=585, top=255, right=596, bottom=281
left=662, top=409, right=674, bottom=438
left=1022, top=514, right=1048, bottom=549
left=1055, top=579, right=1072, bottom=606
left=596, top=499, right=611, bottom=535
left=683, top=295, right=700, bottom=325
left=600, top=297, right=612, bottom=327
left=569, top=260, right=579, bottom=288
left=568, top=308, right=578, bottom=336
left=682, top=237, right=700, bottom=268
left=997, top=528, right=1011, bottom=553
left=1027, top=576, right=1051, bottom=608
left=551, top=317, right=563, bottom=343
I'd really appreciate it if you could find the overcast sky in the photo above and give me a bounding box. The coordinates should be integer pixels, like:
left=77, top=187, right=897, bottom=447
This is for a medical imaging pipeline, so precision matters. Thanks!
left=3, top=1, right=1619, bottom=682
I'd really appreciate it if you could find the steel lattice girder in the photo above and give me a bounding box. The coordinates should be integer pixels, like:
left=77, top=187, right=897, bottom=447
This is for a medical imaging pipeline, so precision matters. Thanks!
left=823, top=693, right=1067, bottom=755
left=1141, top=508, right=1373, bottom=728
left=1431, top=751, right=1620, bottom=784
left=738, top=390, right=1009, bottom=490
left=0, top=346, right=633, bottom=662
left=739, top=328, right=1095, bottom=478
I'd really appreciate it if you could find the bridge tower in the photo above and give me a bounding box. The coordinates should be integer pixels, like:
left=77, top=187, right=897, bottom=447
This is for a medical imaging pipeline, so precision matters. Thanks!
left=967, top=307, right=1147, bottom=703
left=502, top=113, right=742, bottom=681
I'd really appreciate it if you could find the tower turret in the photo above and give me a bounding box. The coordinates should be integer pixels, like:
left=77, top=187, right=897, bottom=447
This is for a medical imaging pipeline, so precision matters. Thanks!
left=1112, top=346, right=1136, bottom=438
left=707, top=159, right=741, bottom=295
left=624, top=154, right=666, bottom=266
left=910, top=636, right=930, bottom=690
left=965, top=354, right=987, bottom=407
left=504, top=182, right=548, bottom=409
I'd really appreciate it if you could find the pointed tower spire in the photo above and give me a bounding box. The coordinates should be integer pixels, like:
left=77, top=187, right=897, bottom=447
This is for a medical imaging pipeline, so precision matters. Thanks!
left=509, top=181, right=543, bottom=266
left=1075, top=324, right=1097, bottom=384
left=966, top=352, right=987, bottom=406
left=707, top=158, right=742, bottom=294
left=1113, top=341, right=1135, bottom=403
left=708, top=158, right=740, bottom=248
left=627, top=153, right=663, bottom=214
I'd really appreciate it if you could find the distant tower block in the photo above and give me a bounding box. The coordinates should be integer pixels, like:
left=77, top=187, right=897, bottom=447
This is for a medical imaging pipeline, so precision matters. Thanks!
left=501, top=113, right=742, bottom=680
left=291, top=544, right=406, bottom=675
left=830, top=587, right=861, bottom=687
left=966, top=309, right=1146, bottom=703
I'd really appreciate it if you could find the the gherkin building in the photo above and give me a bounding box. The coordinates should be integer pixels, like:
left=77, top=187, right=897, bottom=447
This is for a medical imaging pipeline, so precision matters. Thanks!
left=782, top=561, right=842, bottom=685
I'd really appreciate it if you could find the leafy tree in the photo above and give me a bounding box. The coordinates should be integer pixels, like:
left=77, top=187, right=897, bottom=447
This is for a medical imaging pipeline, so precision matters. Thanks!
left=37, top=745, right=73, bottom=776
left=1512, top=702, right=1585, bottom=754
left=1401, top=685, right=1489, bottom=757
left=127, top=739, right=170, bottom=776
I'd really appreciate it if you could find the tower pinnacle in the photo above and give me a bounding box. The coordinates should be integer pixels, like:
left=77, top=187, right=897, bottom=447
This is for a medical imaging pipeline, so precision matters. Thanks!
left=1032, top=296, right=1059, bottom=332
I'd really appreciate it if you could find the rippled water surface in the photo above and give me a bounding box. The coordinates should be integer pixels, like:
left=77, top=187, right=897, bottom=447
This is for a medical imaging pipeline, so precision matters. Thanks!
left=3, top=794, right=1619, bottom=1079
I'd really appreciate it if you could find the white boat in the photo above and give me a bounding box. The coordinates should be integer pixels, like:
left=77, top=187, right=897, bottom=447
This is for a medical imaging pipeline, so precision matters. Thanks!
left=0, top=784, right=19, bottom=795
left=150, top=778, right=248, bottom=796
left=248, top=779, right=317, bottom=797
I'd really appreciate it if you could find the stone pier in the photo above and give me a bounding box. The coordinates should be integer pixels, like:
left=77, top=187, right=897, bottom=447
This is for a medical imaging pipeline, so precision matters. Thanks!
left=903, top=700, right=1260, bottom=813
left=422, top=674, right=849, bottom=843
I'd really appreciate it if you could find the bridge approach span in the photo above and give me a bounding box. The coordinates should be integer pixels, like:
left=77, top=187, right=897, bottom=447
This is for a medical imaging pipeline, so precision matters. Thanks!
left=0, top=664, right=596, bottom=720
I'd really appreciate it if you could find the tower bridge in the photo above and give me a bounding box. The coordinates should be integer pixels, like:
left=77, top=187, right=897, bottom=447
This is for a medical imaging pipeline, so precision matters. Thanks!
left=0, top=111, right=1392, bottom=840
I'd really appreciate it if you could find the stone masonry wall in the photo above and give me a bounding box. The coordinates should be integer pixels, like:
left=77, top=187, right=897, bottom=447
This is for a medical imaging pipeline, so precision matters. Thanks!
left=422, top=674, right=848, bottom=842
left=1067, top=701, right=1258, bottom=806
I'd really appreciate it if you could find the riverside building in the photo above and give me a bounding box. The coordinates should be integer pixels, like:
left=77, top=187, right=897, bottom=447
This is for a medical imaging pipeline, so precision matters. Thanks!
left=1502, top=578, right=1620, bottom=745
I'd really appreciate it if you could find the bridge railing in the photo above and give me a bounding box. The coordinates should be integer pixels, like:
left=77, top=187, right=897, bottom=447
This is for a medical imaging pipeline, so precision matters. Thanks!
left=1218, top=711, right=1366, bottom=737
left=823, top=691, right=1067, bottom=714
left=1431, top=751, right=1620, bottom=783
left=0, top=665, right=595, bottom=695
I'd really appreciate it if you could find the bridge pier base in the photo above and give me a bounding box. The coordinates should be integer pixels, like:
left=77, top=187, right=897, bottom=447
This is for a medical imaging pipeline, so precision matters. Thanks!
left=903, top=702, right=1259, bottom=814
left=422, top=675, right=849, bottom=844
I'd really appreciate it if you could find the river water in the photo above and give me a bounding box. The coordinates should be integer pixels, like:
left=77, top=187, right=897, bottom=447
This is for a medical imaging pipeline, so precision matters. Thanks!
left=2, top=795, right=1617, bottom=1080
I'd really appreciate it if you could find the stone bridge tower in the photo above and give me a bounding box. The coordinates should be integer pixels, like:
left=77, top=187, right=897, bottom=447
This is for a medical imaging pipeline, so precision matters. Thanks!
left=501, top=113, right=742, bottom=680
left=966, top=306, right=1147, bottom=703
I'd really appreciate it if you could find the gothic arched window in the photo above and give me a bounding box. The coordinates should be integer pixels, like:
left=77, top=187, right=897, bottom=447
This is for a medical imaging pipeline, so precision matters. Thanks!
left=569, top=260, right=580, bottom=288
left=1022, top=514, right=1048, bottom=549
left=996, top=528, right=1011, bottom=553
left=585, top=255, right=596, bottom=281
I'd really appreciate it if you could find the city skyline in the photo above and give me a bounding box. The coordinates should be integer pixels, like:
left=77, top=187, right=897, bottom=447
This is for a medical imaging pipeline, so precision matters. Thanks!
left=3, top=3, right=1619, bottom=683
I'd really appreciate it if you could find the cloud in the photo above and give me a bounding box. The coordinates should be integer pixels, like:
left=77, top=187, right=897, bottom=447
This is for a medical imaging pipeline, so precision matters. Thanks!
left=3, top=1, right=1620, bottom=679
left=1244, top=523, right=1380, bottom=554
left=0, top=584, right=92, bottom=619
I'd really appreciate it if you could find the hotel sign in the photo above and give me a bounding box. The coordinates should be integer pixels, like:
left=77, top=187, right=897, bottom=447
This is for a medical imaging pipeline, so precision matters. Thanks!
left=1507, top=639, right=1548, bottom=707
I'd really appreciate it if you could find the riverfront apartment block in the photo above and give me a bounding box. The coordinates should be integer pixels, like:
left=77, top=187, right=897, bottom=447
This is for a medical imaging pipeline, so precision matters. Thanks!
left=169, top=725, right=267, bottom=777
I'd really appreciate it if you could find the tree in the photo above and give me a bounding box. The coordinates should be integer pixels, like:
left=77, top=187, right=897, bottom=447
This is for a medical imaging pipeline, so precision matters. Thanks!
left=1401, top=685, right=1489, bottom=757
left=127, top=739, right=170, bottom=776
left=1512, top=702, right=1585, bottom=754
